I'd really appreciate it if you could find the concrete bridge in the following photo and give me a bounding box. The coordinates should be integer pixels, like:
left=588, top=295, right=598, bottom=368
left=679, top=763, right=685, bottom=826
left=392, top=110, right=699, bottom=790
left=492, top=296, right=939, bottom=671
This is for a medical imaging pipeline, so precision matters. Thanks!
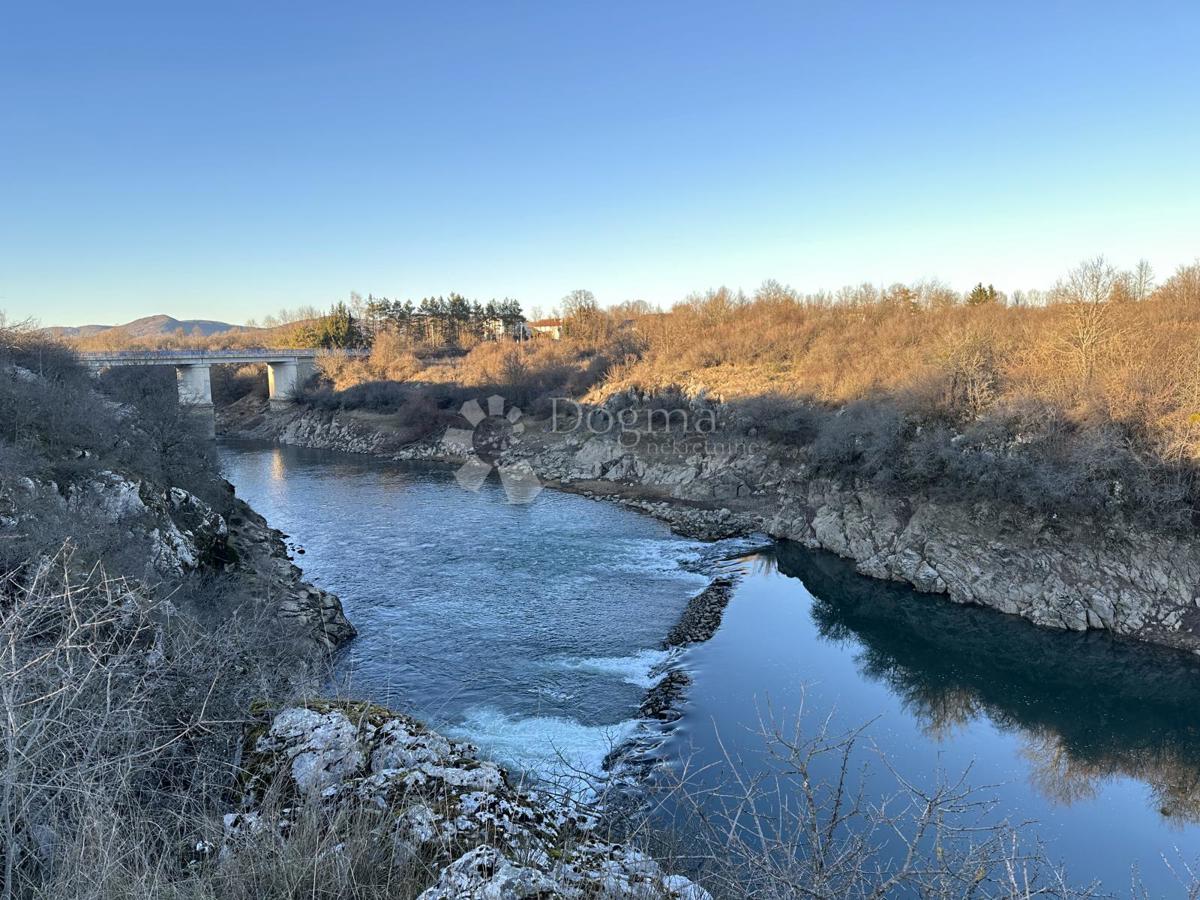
left=79, top=348, right=366, bottom=433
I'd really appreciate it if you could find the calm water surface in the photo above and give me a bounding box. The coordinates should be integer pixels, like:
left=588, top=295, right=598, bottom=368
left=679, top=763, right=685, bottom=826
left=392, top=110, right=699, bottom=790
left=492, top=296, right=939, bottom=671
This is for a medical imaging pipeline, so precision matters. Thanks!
left=220, top=441, right=1200, bottom=893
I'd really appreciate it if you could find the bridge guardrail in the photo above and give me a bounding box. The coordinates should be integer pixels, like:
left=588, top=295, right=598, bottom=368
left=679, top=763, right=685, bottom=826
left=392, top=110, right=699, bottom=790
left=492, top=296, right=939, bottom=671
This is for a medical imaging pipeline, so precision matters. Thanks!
left=77, top=348, right=370, bottom=362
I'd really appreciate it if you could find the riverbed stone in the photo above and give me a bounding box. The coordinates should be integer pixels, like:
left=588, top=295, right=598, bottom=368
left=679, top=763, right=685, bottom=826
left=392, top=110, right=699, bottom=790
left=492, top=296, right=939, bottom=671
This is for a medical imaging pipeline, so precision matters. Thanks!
left=664, top=579, right=735, bottom=647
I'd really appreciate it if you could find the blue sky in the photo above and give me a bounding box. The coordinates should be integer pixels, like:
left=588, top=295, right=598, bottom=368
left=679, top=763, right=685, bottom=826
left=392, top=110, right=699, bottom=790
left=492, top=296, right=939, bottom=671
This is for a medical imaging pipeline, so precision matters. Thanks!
left=2, top=1, right=1198, bottom=326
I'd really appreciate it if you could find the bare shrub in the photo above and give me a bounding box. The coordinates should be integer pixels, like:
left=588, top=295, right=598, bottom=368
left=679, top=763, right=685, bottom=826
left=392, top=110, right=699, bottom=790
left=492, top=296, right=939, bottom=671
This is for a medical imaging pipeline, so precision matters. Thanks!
left=934, top=324, right=1006, bottom=420
left=368, top=330, right=424, bottom=382
left=1154, top=261, right=1200, bottom=306
left=0, top=546, right=301, bottom=900
left=0, top=324, right=118, bottom=468
left=619, top=706, right=1103, bottom=899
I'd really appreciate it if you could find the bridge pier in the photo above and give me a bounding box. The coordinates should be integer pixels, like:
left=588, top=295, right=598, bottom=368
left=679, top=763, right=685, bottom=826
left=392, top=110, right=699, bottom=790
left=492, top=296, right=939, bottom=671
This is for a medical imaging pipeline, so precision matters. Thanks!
left=267, top=359, right=302, bottom=410
left=175, top=363, right=215, bottom=437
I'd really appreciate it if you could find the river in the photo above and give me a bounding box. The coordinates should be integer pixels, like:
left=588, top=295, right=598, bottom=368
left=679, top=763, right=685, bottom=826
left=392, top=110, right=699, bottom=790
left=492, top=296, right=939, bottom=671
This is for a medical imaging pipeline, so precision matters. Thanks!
left=220, top=441, right=1200, bottom=894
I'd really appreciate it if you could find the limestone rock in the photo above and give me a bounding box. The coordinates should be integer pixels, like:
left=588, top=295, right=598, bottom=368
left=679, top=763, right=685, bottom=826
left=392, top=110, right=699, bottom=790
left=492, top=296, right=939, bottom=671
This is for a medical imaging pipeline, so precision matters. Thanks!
left=230, top=702, right=710, bottom=900
left=225, top=500, right=356, bottom=649
left=62, top=470, right=229, bottom=576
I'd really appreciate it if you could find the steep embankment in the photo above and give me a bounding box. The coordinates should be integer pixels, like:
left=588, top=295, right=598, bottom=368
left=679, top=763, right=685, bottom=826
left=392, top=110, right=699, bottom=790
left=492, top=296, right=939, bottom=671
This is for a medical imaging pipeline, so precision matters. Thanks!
left=223, top=397, right=1200, bottom=656
left=2, top=465, right=355, bottom=651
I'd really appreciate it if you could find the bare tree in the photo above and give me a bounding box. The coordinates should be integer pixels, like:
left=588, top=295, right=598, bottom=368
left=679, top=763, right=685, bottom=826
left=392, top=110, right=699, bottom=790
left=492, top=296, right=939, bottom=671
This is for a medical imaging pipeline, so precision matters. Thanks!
left=1058, top=256, right=1119, bottom=306
left=1052, top=258, right=1123, bottom=385
left=560, top=289, right=607, bottom=344
left=914, top=278, right=959, bottom=309
left=1157, top=261, right=1200, bottom=304
left=882, top=282, right=920, bottom=309
left=754, top=279, right=799, bottom=306
left=1131, top=259, right=1155, bottom=302
left=561, top=289, right=599, bottom=319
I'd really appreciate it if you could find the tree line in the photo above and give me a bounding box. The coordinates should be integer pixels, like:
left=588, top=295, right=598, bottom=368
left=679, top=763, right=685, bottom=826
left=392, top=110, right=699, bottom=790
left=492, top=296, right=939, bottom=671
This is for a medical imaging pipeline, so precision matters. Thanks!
left=280, top=294, right=527, bottom=349
left=361, top=294, right=525, bottom=344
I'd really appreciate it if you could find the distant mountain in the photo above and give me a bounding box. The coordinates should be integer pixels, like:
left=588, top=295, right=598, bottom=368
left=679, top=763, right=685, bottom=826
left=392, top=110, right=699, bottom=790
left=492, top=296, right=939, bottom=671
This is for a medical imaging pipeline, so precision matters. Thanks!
left=46, top=323, right=112, bottom=338
left=47, top=315, right=255, bottom=340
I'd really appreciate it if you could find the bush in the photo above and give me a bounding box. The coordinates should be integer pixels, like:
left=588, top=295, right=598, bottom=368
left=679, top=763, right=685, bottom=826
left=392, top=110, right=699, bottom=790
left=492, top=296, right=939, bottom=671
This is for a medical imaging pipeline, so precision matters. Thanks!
left=97, top=367, right=227, bottom=512
left=369, top=330, right=424, bottom=381
left=0, top=547, right=300, bottom=900
left=0, top=322, right=119, bottom=469
left=623, top=708, right=1103, bottom=899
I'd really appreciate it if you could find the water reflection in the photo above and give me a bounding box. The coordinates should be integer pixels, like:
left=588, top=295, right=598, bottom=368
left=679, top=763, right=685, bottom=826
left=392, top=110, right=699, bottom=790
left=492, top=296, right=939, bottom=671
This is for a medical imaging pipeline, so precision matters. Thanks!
left=269, top=446, right=286, bottom=483
left=770, top=541, right=1200, bottom=824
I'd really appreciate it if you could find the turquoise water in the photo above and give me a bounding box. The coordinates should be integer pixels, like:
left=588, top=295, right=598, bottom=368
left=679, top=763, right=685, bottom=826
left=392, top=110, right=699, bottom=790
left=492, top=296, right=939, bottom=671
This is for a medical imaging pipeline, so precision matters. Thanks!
left=219, top=442, right=739, bottom=782
left=220, top=441, right=1200, bottom=893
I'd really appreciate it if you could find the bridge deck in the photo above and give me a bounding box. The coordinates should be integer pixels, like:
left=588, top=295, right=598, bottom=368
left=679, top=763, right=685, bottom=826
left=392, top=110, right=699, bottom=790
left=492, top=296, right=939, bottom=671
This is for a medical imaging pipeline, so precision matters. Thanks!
left=78, top=348, right=367, bottom=366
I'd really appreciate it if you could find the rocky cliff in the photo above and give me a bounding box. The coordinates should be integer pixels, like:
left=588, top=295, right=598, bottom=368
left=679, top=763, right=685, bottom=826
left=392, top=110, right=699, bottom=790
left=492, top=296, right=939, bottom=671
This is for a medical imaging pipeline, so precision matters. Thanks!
left=0, top=465, right=354, bottom=650
left=223, top=400, right=1200, bottom=656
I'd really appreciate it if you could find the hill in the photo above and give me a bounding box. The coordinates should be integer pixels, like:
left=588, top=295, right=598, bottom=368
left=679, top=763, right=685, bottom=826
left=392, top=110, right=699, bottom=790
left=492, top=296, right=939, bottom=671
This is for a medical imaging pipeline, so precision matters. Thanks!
left=46, top=314, right=250, bottom=341
left=44, top=323, right=112, bottom=338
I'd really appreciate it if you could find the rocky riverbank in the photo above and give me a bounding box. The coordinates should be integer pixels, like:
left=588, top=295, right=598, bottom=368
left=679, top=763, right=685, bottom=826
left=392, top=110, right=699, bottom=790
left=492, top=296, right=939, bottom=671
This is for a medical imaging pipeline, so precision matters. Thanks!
left=221, top=398, right=1200, bottom=656
left=2, top=347, right=719, bottom=896
left=36, top=459, right=711, bottom=895
left=226, top=496, right=356, bottom=649
left=1, top=463, right=355, bottom=653
left=7, top=463, right=710, bottom=896
left=221, top=700, right=710, bottom=899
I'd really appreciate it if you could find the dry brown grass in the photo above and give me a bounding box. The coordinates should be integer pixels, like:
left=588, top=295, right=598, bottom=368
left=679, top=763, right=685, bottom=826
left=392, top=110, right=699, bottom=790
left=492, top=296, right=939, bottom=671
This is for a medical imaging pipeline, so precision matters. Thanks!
left=315, top=331, right=426, bottom=392
left=305, top=337, right=617, bottom=411
left=587, top=281, right=1200, bottom=525
left=602, top=290, right=1200, bottom=451
left=286, top=263, right=1200, bottom=526
left=0, top=547, right=307, bottom=900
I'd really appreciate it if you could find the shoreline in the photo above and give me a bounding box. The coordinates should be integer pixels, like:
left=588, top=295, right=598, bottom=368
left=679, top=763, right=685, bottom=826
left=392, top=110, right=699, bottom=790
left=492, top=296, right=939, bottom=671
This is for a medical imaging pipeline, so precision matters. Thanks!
left=219, top=455, right=715, bottom=897
left=220, top=397, right=1200, bottom=657
left=221, top=432, right=750, bottom=799
left=214, top=401, right=1200, bottom=896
